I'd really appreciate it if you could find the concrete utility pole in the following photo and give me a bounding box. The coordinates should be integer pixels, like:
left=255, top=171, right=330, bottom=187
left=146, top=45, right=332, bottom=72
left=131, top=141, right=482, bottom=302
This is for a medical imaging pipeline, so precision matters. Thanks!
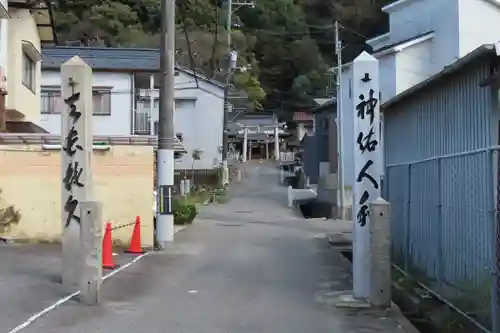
left=334, top=21, right=346, bottom=220
left=221, top=0, right=254, bottom=185
left=156, top=0, right=176, bottom=249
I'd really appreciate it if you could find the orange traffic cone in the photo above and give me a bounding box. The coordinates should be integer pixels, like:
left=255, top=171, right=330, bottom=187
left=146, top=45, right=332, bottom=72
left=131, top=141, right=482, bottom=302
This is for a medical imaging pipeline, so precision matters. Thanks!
left=102, top=221, right=118, bottom=269
left=125, top=216, right=144, bottom=254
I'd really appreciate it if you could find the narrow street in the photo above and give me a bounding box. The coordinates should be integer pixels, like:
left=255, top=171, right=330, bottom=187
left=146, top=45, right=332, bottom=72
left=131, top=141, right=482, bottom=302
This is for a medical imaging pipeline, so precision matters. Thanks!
left=14, top=164, right=413, bottom=333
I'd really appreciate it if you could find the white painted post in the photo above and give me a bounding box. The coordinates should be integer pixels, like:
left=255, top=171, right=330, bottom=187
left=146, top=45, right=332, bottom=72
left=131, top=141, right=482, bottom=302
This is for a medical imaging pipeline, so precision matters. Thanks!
left=185, top=179, right=191, bottom=194
left=61, top=56, right=94, bottom=291
left=352, top=51, right=382, bottom=300
left=242, top=127, right=248, bottom=163
left=287, top=185, right=293, bottom=208
left=369, top=197, right=391, bottom=308
left=180, top=179, right=186, bottom=196
left=149, top=74, right=155, bottom=135
left=274, top=126, right=280, bottom=161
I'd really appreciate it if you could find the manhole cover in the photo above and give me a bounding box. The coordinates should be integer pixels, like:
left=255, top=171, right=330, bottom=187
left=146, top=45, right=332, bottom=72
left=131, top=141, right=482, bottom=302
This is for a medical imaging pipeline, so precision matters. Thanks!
left=235, top=210, right=252, bottom=214
left=216, top=223, right=244, bottom=227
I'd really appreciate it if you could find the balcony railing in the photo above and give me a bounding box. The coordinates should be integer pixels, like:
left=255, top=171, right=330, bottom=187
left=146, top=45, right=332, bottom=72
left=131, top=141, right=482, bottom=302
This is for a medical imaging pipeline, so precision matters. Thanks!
left=134, top=95, right=158, bottom=135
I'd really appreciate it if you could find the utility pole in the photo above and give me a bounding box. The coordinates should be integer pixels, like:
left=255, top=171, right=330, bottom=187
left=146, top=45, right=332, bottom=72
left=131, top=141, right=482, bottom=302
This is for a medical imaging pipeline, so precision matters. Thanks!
left=156, top=0, right=176, bottom=249
left=221, top=0, right=254, bottom=185
left=335, top=21, right=345, bottom=220
left=221, top=0, right=233, bottom=186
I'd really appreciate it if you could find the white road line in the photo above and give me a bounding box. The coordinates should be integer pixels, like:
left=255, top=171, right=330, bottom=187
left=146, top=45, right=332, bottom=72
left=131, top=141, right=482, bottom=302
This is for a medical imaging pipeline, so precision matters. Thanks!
left=7, top=252, right=150, bottom=333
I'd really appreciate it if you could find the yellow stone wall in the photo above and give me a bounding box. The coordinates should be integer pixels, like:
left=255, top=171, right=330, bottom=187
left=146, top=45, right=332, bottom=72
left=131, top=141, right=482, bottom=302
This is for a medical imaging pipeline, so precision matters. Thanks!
left=0, top=144, right=154, bottom=247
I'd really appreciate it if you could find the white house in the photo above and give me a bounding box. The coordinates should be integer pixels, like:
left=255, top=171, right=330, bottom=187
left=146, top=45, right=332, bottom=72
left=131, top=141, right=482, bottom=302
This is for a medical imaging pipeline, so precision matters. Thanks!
left=335, top=0, right=500, bottom=214
left=40, top=46, right=225, bottom=170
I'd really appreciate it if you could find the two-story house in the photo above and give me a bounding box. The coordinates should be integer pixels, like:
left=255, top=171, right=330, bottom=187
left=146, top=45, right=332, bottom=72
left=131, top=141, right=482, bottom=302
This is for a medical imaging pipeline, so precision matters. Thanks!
left=40, top=46, right=225, bottom=170
left=333, top=0, right=500, bottom=215
left=0, top=0, right=57, bottom=132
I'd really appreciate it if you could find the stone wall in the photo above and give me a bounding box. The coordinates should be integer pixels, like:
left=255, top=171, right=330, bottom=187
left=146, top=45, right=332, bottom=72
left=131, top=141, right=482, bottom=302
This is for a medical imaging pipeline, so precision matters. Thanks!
left=0, top=144, right=154, bottom=247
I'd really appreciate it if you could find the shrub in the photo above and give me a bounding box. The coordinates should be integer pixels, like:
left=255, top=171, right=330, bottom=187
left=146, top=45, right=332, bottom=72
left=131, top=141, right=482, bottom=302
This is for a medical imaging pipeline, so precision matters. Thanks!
left=0, top=189, right=21, bottom=234
left=172, top=197, right=197, bottom=225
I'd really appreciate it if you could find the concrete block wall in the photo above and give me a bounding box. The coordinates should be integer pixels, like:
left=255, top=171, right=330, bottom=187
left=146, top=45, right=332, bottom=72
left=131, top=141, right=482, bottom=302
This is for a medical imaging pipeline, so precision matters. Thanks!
left=0, top=144, right=154, bottom=247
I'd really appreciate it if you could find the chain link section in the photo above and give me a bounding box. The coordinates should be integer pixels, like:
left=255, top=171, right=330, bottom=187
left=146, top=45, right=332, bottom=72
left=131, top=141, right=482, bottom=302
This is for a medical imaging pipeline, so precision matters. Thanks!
left=110, top=221, right=135, bottom=231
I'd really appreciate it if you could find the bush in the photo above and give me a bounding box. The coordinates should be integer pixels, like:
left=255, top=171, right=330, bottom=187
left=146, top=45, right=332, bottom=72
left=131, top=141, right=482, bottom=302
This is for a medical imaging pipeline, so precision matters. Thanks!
left=172, top=197, right=197, bottom=225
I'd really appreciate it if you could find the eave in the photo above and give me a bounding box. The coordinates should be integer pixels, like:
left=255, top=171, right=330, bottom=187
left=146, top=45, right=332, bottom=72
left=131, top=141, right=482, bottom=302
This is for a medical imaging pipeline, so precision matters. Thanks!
left=9, top=0, right=58, bottom=45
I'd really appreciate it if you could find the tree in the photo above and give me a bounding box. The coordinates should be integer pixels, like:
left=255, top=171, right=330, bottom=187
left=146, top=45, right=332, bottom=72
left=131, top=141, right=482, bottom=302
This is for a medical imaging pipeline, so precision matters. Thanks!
left=53, top=0, right=392, bottom=113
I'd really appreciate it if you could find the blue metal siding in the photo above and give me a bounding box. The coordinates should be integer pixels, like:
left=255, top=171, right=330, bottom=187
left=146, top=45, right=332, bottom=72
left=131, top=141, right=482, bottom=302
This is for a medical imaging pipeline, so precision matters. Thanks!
left=384, top=60, right=496, bottom=330
left=385, top=61, right=492, bottom=165
left=303, top=135, right=319, bottom=184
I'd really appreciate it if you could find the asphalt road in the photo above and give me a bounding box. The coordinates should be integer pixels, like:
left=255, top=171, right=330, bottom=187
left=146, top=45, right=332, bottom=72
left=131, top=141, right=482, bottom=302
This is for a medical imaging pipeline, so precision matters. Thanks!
left=5, top=163, right=413, bottom=333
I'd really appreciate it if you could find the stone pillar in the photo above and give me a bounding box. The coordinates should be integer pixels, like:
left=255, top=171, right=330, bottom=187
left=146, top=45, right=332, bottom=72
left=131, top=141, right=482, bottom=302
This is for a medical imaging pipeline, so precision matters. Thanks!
left=248, top=140, right=252, bottom=161
left=79, top=201, right=102, bottom=305
left=61, top=56, right=94, bottom=291
left=352, top=51, right=382, bottom=300
left=369, top=197, right=391, bottom=308
left=274, top=126, right=280, bottom=161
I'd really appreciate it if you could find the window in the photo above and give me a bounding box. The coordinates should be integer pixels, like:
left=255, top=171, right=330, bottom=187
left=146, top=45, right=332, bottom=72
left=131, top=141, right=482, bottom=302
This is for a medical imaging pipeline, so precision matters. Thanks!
left=92, top=90, right=111, bottom=115
left=22, top=52, right=36, bottom=92
left=41, top=90, right=60, bottom=114
left=40, top=87, right=112, bottom=115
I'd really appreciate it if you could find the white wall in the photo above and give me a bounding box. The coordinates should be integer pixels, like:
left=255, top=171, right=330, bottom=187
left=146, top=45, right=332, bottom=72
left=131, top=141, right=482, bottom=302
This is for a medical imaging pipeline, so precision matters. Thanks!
left=378, top=54, right=397, bottom=103
left=139, top=71, right=224, bottom=170
left=458, top=0, right=500, bottom=57
left=395, top=39, right=434, bottom=96
left=173, top=72, right=224, bottom=170
left=0, top=0, right=8, bottom=80
left=40, top=70, right=133, bottom=135
left=385, top=0, right=458, bottom=65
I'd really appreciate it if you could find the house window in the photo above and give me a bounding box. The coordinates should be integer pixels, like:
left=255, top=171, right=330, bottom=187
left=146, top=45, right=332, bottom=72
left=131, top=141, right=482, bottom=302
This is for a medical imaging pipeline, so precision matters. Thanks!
left=93, top=89, right=111, bottom=115
left=41, top=87, right=112, bottom=115
left=22, top=52, right=36, bottom=92
left=41, top=90, right=60, bottom=114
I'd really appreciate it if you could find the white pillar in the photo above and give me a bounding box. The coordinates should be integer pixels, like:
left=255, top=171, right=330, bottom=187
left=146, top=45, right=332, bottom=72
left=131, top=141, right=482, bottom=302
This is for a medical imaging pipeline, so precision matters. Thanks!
left=149, top=74, right=155, bottom=135
left=242, top=127, right=248, bottom=162
left=274, top=126, right=279, bottom=161
left=352, top=51, right=382, bottom=300
left=61, top=56, right=94, bottom=291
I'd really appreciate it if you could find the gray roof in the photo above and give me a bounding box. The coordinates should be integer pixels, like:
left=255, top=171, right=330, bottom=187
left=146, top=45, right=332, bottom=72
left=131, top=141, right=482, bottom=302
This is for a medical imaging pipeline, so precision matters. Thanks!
left=311, top=98, right=336, bottom=114
left=383, top=44, right=497, bottom=109
left=41, top=46, right=223, bottom=88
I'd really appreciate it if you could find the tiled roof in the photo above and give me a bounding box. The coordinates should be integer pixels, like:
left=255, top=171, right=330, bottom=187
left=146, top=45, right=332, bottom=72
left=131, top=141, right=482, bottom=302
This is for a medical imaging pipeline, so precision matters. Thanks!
left=41, top=46, right=223, bottom=88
